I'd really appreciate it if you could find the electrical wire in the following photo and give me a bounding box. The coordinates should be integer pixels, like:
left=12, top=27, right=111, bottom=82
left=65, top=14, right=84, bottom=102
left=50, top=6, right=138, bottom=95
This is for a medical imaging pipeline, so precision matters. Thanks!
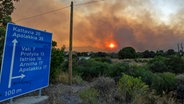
left=14, top=0, right=105, bottom=22
left=14, top=6, right=70, bottom=22
left=75, top=0, right=104, bottom=6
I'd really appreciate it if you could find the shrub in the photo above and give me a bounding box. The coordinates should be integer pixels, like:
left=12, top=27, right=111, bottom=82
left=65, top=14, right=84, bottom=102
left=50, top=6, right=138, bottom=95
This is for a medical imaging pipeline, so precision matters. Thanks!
left=57, top=71, right=68, bottom=84
left=91, top=77, right=115, bottom=94
left=79, top=88, right=99, bottom=104
left=57, top=72, right=84, bottom=84
left=50, top=46, right=65, bottom=83
left=133, top=91, right=176, bottom=104
left=148, top=56, right=168, bottom=73
left=107, top=63, right=129, bottom=78
left=129, top=65, right=154, bottom=86
left=160, top=72, right=176, bottom=92
left=108, top=64, right=154, bottom=85
left=176, top=74, right=184, bottom=84
left=165, top=56, right=184, bottom=73
left=176, top=74, right=184, bottom=100
left=74, top=59, right=110, bottom=80
left=118, top=74, right=149, bottom=102
left=149, top=61, right=168, bottom=73
left=149, top=56, right=184, bottom=74
left=72, top=75, right=85, bottom=85
left=90, top=77, right=116, bottom=104
left=151, top=72, right=176, bottom=94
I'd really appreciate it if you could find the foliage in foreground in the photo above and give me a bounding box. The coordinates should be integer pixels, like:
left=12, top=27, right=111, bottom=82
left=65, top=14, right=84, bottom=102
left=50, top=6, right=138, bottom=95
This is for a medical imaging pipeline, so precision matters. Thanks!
left=73, top=59, right=110, bottom=80
left=50, top=46, right=65, bottom=83
left=49, top=48, right=184, bottom=103
left=79, top=88, right=99, bottom=104
left=57, top=71, right=84, bottom=84
left=118, top=74, right=149, bottom=102
left=72, top=58, right=178, bottom=95
left=151, top=72, right=176, bottom=94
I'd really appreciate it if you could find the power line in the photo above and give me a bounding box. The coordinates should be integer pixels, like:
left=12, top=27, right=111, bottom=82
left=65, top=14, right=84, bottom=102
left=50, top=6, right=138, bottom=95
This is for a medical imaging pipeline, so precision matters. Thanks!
left=14, top=6, right=70, bottom=22
left=75, top=0, right=105, bottom=6
left=14, top=0, right=105, bottom=22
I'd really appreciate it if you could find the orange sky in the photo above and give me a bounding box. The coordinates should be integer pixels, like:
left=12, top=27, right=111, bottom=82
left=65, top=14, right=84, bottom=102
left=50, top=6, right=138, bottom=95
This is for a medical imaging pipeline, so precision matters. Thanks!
left=12, top=0, right=184, bottom=52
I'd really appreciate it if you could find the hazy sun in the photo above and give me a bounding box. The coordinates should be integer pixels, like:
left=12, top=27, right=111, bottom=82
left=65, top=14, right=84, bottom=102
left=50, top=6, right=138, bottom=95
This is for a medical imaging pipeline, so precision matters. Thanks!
left=109, top=43, right=115, bottom=49
left=105, top=41, right=117, bottom=50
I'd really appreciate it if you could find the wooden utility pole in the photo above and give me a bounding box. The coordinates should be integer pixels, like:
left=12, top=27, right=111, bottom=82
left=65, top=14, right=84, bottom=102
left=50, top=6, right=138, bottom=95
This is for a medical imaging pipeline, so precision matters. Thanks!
left=68, top=1, right=73, bottom=85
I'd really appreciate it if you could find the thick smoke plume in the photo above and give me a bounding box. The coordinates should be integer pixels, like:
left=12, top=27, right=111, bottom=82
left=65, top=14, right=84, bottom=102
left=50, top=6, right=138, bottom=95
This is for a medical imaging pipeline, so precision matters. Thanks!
left=12, top=0, right=184, bottom=52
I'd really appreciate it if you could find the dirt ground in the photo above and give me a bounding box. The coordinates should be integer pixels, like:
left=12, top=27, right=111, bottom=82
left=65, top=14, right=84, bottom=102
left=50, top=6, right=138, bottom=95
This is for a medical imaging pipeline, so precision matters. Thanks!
left=43, top=83, right=88, bottom=104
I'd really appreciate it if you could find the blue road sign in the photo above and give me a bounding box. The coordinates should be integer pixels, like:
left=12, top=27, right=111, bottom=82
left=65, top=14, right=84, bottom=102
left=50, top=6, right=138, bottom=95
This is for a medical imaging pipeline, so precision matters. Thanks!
left=0, top=23, right=52, bottom=102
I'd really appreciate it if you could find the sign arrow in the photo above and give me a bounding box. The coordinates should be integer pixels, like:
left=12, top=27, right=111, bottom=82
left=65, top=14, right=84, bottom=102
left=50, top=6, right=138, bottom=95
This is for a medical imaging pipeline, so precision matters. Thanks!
left=12, top=74, right=25, bottom=79
left=8, top=39, right=18, bottom=88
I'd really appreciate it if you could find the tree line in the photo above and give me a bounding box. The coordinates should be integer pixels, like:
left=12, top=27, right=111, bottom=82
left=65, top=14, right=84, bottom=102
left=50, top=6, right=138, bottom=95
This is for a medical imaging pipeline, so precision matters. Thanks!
left=118, top=47, right=182, bottom=59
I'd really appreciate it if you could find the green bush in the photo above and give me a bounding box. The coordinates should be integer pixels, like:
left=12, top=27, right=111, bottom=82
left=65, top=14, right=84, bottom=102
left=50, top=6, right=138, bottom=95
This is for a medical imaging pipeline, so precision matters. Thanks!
left=107, top=64, right=154, bottom=85
left=79, top=88, right=99, bottom=104
left=74, top=59, right=110, bottom=80
left=107, top=63, right=129, bottom=78
left=50, top=46, right=65, bottom=83
left=72, top=75, right=85, bottom=85
left=148, top=56, right=184, bottom=74
left=56, top=71, right=84, bottom=84
left=151, top=72, right=176, bottom=94
left=118, top=74, right=149, bottom=102
left=165, top=56, right=184, bottom=73
left=148, top=56, right=169, bottom=73
left=129, top=65, right=154, bottom=86
left=149, top=61, right=168, bottom=73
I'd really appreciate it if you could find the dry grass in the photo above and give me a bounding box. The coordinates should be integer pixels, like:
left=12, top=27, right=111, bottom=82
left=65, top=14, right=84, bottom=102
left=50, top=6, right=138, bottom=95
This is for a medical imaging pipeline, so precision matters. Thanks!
left=111, top=58, right=151, bottom=66
left=57, top=71, right=84, bottom=85
left=133, top=91, right=176, bottom=104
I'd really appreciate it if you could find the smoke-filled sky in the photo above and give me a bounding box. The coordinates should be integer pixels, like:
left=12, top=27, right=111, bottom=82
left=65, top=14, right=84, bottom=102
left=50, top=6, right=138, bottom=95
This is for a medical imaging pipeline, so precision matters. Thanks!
left=12, top=0, right=184, bottom=52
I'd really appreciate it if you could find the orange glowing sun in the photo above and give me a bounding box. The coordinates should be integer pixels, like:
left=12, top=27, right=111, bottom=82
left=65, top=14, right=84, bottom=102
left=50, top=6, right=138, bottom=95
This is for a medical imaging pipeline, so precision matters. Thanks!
left=109, top=43, right=115, bottom=49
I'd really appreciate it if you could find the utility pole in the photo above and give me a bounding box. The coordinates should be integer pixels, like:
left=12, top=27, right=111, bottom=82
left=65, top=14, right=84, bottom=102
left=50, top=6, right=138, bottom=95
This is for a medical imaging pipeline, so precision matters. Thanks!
left=68, top=1, right=73, bottom=85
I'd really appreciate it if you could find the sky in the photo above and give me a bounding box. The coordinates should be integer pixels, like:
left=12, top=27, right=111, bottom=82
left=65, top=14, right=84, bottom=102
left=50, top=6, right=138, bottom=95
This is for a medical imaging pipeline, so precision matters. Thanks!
left=12, top=0, right=184, bottom=52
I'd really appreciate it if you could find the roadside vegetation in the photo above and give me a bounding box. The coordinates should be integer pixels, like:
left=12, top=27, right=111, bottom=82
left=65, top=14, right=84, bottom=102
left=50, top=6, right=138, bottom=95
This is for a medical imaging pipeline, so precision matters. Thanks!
left=48, top=44, right=184, bottom=104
